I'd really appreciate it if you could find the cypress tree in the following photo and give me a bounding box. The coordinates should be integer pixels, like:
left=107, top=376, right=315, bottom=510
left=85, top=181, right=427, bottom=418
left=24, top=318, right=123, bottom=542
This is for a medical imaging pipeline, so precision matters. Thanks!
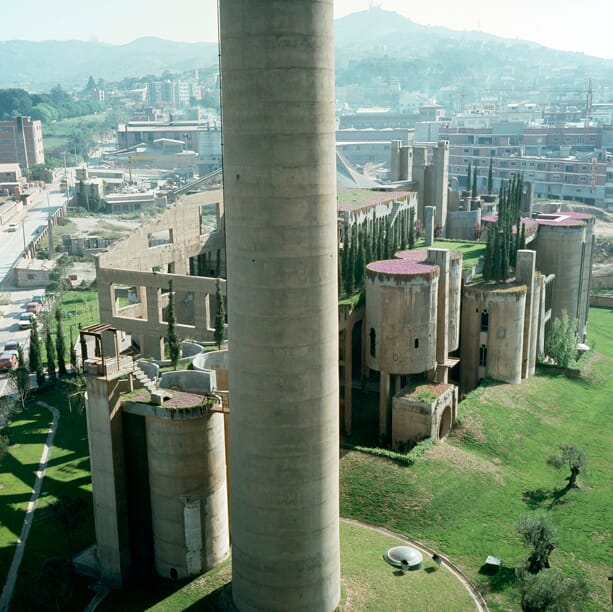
left=346, top=237, right=355, bottom=294
left=364, top=221, right=372, bottom=266
left=472, top=166, right=478, bottom=199
left=487, top=158, right=494, bottom=195
left=466, top=162, right=472, bottom=194
left=45, top=325, right=57, bottom=386
left=214, top=278, right=226, bottom=350
left=55, top=307, right=67, bottom=377
left=337, top=241, right=343, bottom=298
left=383, top=217, right=391, bottom=259
left=341, top=226, right=350, bottom=295
left=69, top=328, right=77, bottom=370
left=355, top=236, right=366, bottom=288
left=167, top=280, right=181, bottom=368
left=29, top=317, right=44, bottom=388
left=408, top=209, right=416, bottom=250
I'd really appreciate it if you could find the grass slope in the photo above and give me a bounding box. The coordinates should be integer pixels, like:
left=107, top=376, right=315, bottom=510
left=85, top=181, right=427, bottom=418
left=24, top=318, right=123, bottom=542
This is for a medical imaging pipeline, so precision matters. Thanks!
left=341, top=306, right=613, bottom=611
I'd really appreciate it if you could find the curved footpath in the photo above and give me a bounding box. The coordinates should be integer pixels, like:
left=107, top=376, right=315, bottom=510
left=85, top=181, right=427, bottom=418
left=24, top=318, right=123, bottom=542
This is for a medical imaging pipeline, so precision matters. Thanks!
left=0, top=402, right=60, bottom=612
left=341, top=517, right=489, bottom=612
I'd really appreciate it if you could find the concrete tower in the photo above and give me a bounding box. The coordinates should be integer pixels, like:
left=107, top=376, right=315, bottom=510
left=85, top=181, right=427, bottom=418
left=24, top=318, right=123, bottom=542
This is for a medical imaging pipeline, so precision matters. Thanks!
left=219, top=2, right=340, bottom=611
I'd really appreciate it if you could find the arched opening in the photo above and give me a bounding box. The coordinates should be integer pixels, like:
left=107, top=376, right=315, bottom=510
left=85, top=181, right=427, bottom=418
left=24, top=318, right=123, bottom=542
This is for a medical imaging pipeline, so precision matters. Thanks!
left=438, top=405, right=452, bottom=439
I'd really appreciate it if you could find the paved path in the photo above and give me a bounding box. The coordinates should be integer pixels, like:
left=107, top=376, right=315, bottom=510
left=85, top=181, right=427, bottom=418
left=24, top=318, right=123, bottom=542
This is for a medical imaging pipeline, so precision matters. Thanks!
left=341, top=518, right=489, bottom=612
left=0, top=402, right=60, bottom=612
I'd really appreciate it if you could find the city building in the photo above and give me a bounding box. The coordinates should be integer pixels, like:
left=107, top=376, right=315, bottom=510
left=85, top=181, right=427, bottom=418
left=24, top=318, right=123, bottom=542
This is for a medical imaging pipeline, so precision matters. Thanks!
left=0, top=116, right=45, bottom=168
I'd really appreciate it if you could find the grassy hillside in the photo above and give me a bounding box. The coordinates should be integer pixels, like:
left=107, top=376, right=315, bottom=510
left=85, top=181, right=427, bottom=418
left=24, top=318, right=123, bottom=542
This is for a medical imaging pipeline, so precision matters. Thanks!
left=340, top=306, right=612, bottom=610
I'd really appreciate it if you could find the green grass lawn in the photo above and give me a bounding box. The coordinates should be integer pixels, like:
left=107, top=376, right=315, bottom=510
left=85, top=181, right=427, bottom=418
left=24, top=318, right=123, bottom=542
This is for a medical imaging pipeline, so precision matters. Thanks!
left=0, top=384, right=95, bottom=610
left=415, top=238, right=485, bottom=270
left=100, top=521, right=476, bottom=611
left=340, top=306, right=613, bottom=611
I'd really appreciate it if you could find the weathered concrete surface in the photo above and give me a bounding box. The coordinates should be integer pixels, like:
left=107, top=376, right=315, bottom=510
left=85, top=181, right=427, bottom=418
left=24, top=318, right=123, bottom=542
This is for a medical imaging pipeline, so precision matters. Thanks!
left=220, top=1, right=340, bottom=610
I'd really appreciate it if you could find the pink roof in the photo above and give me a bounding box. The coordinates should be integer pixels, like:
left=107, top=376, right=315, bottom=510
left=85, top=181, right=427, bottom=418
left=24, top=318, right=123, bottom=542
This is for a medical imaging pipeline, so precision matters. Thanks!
left=367, top=258, right=438, bottom=276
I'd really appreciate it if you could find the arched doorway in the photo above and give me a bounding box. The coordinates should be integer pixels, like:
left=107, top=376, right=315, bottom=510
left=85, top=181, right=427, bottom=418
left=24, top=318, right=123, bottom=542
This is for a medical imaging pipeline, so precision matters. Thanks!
left=438, top=405, right=452, bottom=439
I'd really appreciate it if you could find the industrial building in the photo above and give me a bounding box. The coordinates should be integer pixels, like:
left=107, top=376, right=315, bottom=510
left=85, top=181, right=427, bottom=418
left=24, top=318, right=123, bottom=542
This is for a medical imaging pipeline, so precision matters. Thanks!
left=82, top=2, right=596, bottom=609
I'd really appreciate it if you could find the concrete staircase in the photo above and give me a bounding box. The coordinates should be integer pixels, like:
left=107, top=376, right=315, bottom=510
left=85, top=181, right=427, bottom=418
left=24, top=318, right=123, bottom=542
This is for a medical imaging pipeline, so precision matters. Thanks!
left=133, top=366, right=157, bottom=393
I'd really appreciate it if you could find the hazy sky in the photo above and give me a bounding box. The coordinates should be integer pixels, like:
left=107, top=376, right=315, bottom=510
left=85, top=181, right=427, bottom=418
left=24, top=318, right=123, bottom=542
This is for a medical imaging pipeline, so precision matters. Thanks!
left=1, top=0, right=611, bottom=59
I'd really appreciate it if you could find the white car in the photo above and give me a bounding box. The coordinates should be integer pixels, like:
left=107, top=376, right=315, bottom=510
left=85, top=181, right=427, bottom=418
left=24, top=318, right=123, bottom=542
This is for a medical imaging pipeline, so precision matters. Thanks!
left=7, top=223, right=18, bottom=232
left=19, top=312, right=35, bottom=329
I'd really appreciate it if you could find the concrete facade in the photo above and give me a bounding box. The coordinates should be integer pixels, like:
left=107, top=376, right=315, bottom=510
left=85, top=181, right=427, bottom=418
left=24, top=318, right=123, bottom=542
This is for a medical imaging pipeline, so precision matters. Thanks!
left=95, top=189, right=225, bottom=359
left=392, top=383, right=458, bottom=449
left=220, top=1, right=340, bottom=609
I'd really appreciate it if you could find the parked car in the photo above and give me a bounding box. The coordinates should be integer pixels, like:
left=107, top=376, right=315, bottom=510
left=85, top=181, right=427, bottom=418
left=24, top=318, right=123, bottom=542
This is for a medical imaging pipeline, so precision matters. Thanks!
left=0, top=353, right=17, bottom=372
left=32, top=294, right=45, bottom=304
left=19, top=312, right=35, bottom=329
left=25, top=301, right=42, bottom=314
left=7, top=223, right=18, bottom=232
left=3, top=340, right=22, bottom=352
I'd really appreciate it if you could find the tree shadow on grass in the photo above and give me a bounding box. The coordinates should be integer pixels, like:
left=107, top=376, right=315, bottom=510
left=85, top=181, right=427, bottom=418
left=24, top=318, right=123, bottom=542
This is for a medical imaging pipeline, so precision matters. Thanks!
left=478, top=565, right=516, bottom=592
left=522, top=486, right=571, bottom=510
left=522, top=488, right=549, bottom=509
left=548, top=485, right=572, bottom=509
left=185, top=583, right=237, bottom=610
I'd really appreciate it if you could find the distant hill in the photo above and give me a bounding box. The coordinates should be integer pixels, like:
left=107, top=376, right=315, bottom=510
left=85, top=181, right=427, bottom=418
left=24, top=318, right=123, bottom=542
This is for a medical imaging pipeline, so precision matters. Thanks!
left=0, top=37, right=218, bottom=91
left=0, top=8, right=611, bottom=97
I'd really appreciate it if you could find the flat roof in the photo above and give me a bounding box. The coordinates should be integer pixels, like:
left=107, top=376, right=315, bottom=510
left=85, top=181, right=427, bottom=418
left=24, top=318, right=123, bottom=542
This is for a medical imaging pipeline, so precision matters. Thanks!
left=337, top=188, right=412, bottom=211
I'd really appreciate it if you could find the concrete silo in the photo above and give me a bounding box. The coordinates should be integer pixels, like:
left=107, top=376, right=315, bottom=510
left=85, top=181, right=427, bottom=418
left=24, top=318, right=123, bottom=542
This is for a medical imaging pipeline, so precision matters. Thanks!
left=146, top=411, right=229, bottom=580
left=365, top=258, right=439, bottom=375
left=219, top=1, right=340, bottom=610
left=461, top=283, right=527, bottom=392
left=534, top=216, right=590, bottom=333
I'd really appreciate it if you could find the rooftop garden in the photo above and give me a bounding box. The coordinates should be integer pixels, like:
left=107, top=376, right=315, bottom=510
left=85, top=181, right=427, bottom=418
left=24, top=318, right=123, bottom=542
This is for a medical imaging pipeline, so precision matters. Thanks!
left=121, top=387, right=217, bottom=410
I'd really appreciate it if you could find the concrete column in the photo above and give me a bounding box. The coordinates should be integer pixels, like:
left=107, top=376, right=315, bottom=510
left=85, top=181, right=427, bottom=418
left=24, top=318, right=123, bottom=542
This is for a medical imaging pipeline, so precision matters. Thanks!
left=84, top=375, right=131, bottom=586
left=390, top=140, right=401, bottom=182
left=413, top=146, right=427, bottom=222
left=379, top=370, right=391, bottom=438
left=425, top=206, right=435, bottom=246
left=516, top=250, right=536, bottom=379
left=432, top=141, right=449, bottom=236
left=220, top=2, right=340, bottom=611
left=428, top=248, right=450, bottom=369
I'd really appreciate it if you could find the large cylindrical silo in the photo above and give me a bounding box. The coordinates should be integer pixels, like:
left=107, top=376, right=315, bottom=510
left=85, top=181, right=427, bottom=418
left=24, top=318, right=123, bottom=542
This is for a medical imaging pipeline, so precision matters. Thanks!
left=486, top=286, right=526, bottom=384
left=146, top=413, right=229, bottom=580
left=365, top=259, right=439, bottom=374
left=219, top=2, right=340, bottom=610
left=535, top=221, right=586, bottom=323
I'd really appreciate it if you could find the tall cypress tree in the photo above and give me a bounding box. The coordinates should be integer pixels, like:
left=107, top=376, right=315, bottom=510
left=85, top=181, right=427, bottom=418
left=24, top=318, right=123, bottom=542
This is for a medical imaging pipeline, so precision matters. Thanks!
left=487, top=158, right=494, bottom=195
left=466, top=162, right=472, bottom=194
left=45, top=325, right=57, bottom=386
left=167, top=280, right=181, bottom=368
left=55, top=307, right=67, bottom=377
left=408, top=209, right=416, bottom=250
left=214, top=278, right=226, bottom=350
left=29, top=317, right=44, bottom=388
left=472, top=166, right=478, bottom=199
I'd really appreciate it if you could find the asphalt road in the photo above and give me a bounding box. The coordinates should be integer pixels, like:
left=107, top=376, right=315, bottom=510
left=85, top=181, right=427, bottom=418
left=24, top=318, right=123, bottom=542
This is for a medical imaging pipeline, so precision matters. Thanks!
left=0, top=180, right=67, bottom=395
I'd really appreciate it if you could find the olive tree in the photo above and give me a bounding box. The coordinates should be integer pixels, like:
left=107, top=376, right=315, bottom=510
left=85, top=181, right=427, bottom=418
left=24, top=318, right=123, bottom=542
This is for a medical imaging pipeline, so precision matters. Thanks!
left=547, top=443, right=586, bottom=489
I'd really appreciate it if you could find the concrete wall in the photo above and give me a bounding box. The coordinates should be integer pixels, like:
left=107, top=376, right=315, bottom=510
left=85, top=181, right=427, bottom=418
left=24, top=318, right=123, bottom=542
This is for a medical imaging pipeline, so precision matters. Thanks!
left=446, top=209, right=481, bottom=241
left=220, top=2, right=340, bottom=610
left=392, top=384, right=457, bottom=447
left=159, top=370, right=217, bottom=394
left=146, top=413, right=229, bottom=579
left=461, top=283, right=527, bottom=393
